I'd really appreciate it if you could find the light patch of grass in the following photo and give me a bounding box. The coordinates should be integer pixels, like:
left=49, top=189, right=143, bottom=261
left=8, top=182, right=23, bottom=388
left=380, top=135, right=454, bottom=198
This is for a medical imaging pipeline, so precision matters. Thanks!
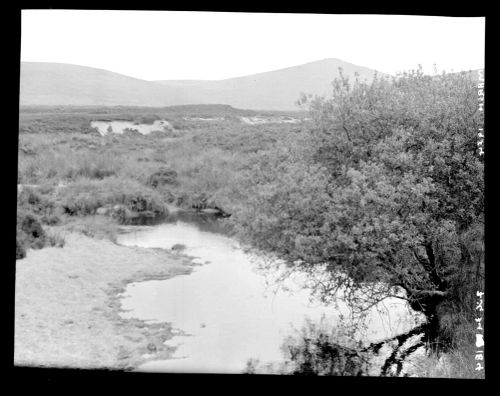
left=45, top=227, right=66, bottom=248
left=64, top=216, right=119, bottom=243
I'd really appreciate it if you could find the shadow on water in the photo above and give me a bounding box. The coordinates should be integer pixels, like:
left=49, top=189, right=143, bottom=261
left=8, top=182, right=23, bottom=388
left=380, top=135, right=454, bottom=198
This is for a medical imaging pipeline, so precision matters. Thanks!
left=164, top=210, right=232, bottom=235
left=120, top=208, right=231, bottom=234
left=122, top=212, right=169, bottom=226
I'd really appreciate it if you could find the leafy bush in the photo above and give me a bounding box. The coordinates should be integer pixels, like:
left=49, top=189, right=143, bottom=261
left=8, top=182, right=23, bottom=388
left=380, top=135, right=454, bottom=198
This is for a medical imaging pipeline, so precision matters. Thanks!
left=17, top=186, right=57, bottom=218
left=17, top=210, right=47, bottom=255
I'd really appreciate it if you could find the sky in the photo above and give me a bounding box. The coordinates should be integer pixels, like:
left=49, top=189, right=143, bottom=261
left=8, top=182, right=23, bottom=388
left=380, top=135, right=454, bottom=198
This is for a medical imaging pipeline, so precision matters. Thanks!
left=21, top=10, right=485, bottom=81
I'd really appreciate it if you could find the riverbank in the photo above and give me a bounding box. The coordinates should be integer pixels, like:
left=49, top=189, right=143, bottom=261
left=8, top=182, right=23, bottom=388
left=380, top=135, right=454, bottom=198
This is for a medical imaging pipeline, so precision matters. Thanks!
left=14, top=229, right=195, bottom=370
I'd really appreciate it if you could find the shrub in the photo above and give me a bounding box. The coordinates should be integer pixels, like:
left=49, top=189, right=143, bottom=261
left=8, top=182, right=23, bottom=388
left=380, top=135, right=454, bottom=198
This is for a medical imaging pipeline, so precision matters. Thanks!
left=17, top=210, right=46, bottom=251
left=147, top=167, right=178, bottom=188
left=16, top=234, right=27, bottom=259
left=59, top=184, right=105, bottom=216
left=136, top=114, right=159, bottom=124
left=17, top=186, right=56, bottom=218
left=170, top=119, right=191, bottom=130
left=40, top=213, right=62, bottom=225
left=171, top=243, right=187, bottom=252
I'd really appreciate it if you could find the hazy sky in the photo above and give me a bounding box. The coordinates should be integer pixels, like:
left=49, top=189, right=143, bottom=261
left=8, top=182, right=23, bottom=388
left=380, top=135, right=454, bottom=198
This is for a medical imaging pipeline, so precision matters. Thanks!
left=21, top=10, right=485, bottom=81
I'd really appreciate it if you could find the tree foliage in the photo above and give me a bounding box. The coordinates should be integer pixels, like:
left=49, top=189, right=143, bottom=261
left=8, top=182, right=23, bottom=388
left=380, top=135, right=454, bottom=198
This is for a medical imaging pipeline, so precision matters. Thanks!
left=235, top=68, right=484, bottom=350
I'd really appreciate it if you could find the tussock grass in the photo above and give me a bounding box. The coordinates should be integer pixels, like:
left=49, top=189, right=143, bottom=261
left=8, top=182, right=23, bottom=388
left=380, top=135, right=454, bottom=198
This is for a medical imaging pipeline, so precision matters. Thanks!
left=64, top=151, right=122, bottom=180
left=57, top=176, right=167, bottom=218
left=18, top=146, right=123, bottom=183
left=44, top=227, right=66, bottom=248
left=17, top=186, right=55, bottom=214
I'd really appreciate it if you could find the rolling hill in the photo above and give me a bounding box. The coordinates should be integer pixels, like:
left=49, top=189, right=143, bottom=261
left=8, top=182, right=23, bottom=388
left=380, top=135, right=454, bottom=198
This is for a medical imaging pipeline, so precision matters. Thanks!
left=19, top=62, right=188, bottom=108
left=20, top=59, right=387, bottom=111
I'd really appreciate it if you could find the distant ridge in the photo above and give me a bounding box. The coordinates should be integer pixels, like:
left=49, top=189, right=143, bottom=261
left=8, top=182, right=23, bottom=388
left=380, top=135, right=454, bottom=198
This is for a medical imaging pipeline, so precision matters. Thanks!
left=20, top=58, right=387, bottom=111
left=20, top=62, right=188, bottom=107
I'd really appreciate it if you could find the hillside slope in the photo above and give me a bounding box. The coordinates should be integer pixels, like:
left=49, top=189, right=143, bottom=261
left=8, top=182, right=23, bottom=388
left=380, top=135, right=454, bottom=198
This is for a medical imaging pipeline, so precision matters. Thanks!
left=20, top=62, right=192, bottom=107
left=157, top=58, right=386, bottom=110
left=20, top=59, right=386, bottom=110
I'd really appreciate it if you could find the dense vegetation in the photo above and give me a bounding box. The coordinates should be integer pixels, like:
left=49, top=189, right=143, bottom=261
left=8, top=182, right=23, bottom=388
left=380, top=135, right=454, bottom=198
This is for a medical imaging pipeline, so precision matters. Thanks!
left=17, top=71, right=484, bottom=377
left=233, top=69, right=484, bottom=376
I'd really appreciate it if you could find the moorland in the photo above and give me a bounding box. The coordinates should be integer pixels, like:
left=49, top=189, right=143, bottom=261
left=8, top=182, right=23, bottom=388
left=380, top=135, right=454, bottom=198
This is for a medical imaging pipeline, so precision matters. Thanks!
left=15, top=68, right=484, bottom=377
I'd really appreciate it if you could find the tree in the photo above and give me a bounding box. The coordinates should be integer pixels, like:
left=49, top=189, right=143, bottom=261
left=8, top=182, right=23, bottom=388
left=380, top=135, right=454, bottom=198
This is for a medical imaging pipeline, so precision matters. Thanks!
left=235, top=67, right=484, bottom=355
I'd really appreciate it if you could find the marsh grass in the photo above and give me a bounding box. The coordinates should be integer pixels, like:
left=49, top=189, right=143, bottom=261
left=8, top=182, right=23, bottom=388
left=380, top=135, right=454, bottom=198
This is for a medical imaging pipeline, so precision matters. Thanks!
left=64, top=151, right=122, bottom=179
left=18, top=144, right=123, bottom=183
left=18, top=115, right=304, bottom=224
left=57, top=176, right=167, bottom=218
left=17, top=109, right=296, bottom=258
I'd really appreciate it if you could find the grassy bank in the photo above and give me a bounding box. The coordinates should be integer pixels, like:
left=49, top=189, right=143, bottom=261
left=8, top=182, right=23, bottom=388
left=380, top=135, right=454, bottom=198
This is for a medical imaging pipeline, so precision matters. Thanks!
left=14, top=229, right=195, bottom=370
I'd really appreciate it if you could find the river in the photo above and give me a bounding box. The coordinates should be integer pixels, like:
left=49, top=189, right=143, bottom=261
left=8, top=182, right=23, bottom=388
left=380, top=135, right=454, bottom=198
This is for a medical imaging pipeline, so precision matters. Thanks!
left=116, top=215, right=424, bottom=374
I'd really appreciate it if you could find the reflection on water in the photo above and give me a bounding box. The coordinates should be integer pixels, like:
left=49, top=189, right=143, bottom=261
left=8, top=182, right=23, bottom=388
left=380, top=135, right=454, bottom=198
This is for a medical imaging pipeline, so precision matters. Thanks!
left=117, top=218, right=423, bottom=374
left=91, top=120, right=171, bottom=136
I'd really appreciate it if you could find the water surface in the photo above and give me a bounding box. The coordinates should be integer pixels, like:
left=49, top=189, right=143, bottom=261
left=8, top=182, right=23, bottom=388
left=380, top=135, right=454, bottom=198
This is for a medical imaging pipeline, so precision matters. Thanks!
left=91, top=120, right=172, bottom=136
left=117, top=219, right=422, bottom=373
